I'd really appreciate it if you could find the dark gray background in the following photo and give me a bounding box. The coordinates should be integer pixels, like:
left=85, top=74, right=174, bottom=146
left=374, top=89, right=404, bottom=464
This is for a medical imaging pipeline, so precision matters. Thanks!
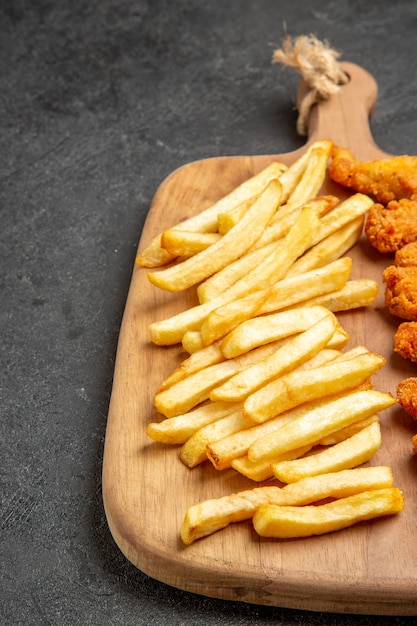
left=1, top=1, right=416, bottom=624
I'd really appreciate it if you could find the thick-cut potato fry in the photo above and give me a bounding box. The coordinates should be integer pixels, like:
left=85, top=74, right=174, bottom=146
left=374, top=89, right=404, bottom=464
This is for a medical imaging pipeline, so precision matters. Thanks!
left=182, top=330, right=204, bottom=353
left=180, top=466, right=394, bottom=543
left=221, top=305, right=333, bottom=359
left=252, top=488, right=404, bottom=539
left=280, top=143, right=332, bottom=210
left=137, top=161, right=286, bottom=268
left=210, top=312, right=338, bottom=402
left=197, top=241, right=277, bottom=304
left=200, top=289, right=270, bottom=346
left=231, top=446, right=313, bottom=482
left=286, top=216, right=364, bottom=277
left=244, top=351, right=386, bottom=424
left=159, top=341, right=224, bottom=390
left=161, top=230, right=222, bottom=257
left=311, top=193, right=373, bottom=247
left=146, top=401, right=243, bottom=444
left=271, top=419, right=382, bottom=483
left=278, top=140, right=333, bottom=203
left=217, top=194, right=263, bottom=235
left=147, top=179, right=282, bottom=292
left=295, top=279, right=379, bottom=312
left=256, top=257, right=352, bottom=316
left=247, top=389, right=395, bottom=463
left=180, top=409, right=253, bottom=468
left=319, top=414, right=379, bottom=445
left=155, top=340, right=281, bottom=417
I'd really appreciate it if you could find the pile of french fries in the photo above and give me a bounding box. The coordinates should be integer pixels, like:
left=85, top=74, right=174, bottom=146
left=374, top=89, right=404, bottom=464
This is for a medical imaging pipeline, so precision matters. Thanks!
left=138, top=140, right=404, bottom=545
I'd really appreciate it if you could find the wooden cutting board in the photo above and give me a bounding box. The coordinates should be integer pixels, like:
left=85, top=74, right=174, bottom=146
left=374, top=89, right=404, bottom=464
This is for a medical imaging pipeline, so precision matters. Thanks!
left=102, top=63, right=417, bottom=615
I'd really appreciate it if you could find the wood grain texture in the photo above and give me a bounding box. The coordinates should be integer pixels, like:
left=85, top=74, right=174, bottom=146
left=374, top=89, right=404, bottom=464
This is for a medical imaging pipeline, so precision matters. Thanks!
left=102, top=63, right=417, bottom=615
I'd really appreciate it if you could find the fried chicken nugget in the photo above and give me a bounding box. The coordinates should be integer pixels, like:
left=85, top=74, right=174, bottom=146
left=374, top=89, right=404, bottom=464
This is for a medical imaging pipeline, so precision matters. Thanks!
left=383, top=265, right=417, bottom=321
left=412, top=434, right=417, bottom=455
left=394, top=321, right=417, bottom=363
left=365, top=198, right=417, bottom=254
left=329, top=146, right=417, bottom=204
left=395, top=242, right=417, bottom=267
left=396, top=377, right=417, bottom=420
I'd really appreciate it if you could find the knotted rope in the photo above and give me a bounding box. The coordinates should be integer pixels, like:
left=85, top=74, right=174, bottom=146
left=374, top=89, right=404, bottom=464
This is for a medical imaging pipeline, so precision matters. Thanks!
left=272, top=35, right=349, bottom=136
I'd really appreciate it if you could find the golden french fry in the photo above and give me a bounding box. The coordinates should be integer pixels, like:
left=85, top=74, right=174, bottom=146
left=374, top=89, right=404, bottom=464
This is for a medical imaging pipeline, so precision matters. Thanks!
left=217, top=194, right=264, bottom=235
left=146, top=401, right=243, bottom=445
left=256, top=257, right=353, bottom=316
left=296, top=279, right=379, bottom=312
left=311, top=193, right=373, bottom=247
left=200, top=289, right=270, bottom=346
left=180, top=409, right=253, bottom=468
left=247, top=389, right=395, bottom=463
left=252, top=488, right=404, bottom=539
left=278, top=140, right=333, bottom=203
left=271, top=419, right=382, bottom=483
left=221, top=305, right=333, bottom=359
left=244, top=350, right=386, bottom=424
left=281, top=142, right=332, bottom=210
left=159, top=341, right=224, bottom=390
left=319, top=414, right=379, bottom=445
left=231, top=446, right=313, bottom=482
left=161, top=230, right=222, bottom=257
left=180, top=466, right=394, bottom=543
left=155, top=340, right=281, bottom=417
left=210, top=312, right=338, bottom=403
left=197, top=241, right=277, bottom=303
left=147, top=179, right=282, bottom=291
left=286, top=215, right=364, bottom=277
left=135, top=232, right=177, bottom=268
left=181, top=330, right=204, bottom=353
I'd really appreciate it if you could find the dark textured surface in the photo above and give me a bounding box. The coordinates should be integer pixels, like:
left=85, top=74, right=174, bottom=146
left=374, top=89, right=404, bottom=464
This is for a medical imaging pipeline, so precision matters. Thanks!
left=1, top=1, right=416, bottom=624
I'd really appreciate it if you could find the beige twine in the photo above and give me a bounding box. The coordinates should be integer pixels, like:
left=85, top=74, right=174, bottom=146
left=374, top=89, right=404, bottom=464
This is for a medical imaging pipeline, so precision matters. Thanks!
left=272, top=34, right=349, bottom=136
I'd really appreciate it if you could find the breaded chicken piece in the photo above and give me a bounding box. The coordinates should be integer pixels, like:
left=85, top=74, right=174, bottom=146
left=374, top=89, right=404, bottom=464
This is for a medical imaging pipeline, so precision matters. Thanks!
left=396, top=377, right=417, bottom=420
left=413, top=434, right=417, bottom=455
left=329, top=146, right=417, bottom=204
left=395, top=241, right=417, bottom=267
left=364, top=197, right=417, bottom=253
left=394, top=321, right=417, bottom=363
left=383, top=265, right=417, bottom=321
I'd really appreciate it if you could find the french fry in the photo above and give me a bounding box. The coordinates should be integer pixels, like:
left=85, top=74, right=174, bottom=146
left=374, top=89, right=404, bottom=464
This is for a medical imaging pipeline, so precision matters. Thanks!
left=180, top=466, right=394, bottom=543
left=147, top=179, right=282, bottom=291
left=278, top=140, right=332, bottom=203
left=247, top=389, right=396, bottom=463
left=146, top=401, right=243, bottom=445
left=180, top=409, right=253, bottom=468
left=252, top=488, right=404, bottom=539
left=221, top=305, right=334, bottom=359
left=182, top=330, right=204, bottom=353
left=217, top=194, right=264, bottom=235
left=311, top=192, right=373, bottom=247
left=233, top=446, right=313, bottom=481
left=243, top=350, right=386, bottom=424
left=318, top=414, right=379, bottom=445
left=159, top=341, right=224, bottom=390
left=210, top=312, right=338, bottom=402
left=161, top=230, right=222, bottom=257
left=255, top=257, right=353, bottom=316
left=286, top=215, right=364, bottom=277
left=155, top=340, right=282, bottom=417
left=197, top=241, right=277, bottom=304
left=296, top=279, right=379, bottom=312
left=200, top=289, right=270, bottom=346
left=280, top=143, right=332, bottom=210
left=271, top=419, right=382, bottom=483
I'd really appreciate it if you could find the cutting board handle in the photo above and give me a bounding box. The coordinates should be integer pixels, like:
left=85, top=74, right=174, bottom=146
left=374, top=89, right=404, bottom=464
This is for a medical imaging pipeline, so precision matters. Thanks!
left=298, top=62, right=389, bottom=159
